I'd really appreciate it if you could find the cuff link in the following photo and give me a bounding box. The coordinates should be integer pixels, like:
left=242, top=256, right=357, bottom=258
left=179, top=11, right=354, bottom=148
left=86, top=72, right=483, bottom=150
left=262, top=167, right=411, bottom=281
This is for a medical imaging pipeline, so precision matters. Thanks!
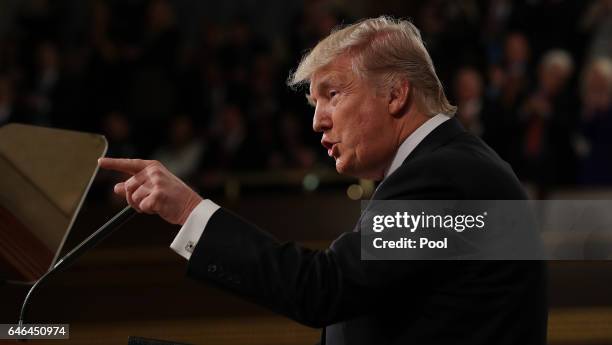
left=185, top=240, right=195, bottom=253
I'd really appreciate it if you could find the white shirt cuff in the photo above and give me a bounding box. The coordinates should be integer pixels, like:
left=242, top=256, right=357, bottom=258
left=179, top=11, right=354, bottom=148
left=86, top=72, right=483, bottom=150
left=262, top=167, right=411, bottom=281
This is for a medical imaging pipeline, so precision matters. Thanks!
left=170, top=199, right=221, bottom=260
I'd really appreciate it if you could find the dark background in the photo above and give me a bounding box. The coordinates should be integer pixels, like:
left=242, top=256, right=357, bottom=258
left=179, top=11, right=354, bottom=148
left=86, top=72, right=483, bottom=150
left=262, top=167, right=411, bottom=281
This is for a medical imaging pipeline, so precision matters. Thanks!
left=0, top=0, right=611, bottom=198
left=1, top=0, right=612, bottom=344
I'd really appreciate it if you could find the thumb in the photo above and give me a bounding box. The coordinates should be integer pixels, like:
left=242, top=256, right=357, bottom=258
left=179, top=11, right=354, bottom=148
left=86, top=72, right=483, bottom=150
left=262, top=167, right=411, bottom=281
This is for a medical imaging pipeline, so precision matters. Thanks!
left=114, top=182, right=126, bottom=196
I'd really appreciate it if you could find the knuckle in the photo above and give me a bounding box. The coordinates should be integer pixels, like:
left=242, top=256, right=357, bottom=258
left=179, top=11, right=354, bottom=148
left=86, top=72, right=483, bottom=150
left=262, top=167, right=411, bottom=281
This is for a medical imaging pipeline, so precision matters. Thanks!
left=151, top=200, right=162, bottom=212
left=134, top=191, right=145, bottom=202
left=150, top=190, right=163, bottom=204
left=148, top=193, right=164, bottom=212
left=152, top=160, right=168, bottom=172
left=139, top=201, right=150, bottom=212
left=150, top=174, right=161, bottom=185
left=125, top=179, right=137, bottom=191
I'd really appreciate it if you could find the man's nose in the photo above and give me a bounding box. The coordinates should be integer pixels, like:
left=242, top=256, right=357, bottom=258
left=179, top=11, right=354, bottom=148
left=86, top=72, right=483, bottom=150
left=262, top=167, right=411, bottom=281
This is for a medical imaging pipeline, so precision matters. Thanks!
left=313, top=104, right=332, bottom=133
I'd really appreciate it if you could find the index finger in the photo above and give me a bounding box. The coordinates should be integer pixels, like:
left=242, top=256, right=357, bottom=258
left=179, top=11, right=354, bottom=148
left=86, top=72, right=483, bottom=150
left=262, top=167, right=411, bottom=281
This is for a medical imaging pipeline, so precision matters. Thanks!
left=98, top=158, right=152, bottom=175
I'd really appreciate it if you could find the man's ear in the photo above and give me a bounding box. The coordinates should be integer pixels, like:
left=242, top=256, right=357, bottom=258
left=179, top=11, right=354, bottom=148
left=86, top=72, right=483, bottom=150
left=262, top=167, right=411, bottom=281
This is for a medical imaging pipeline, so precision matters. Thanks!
left=388, top=79, right=410, bottom=117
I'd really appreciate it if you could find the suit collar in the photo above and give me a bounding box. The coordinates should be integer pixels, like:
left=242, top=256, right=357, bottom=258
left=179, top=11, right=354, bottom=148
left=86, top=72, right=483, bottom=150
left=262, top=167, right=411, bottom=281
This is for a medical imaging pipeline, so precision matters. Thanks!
left=371, top=116, right=466, bottom=199
left=383, top=113, right=450, bottom=179
left=400, top=115, right=466, bottom=165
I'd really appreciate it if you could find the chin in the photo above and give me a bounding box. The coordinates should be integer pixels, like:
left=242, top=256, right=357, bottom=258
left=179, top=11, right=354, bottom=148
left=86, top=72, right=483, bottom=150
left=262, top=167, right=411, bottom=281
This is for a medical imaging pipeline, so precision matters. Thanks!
left=335, top=158, right=382, bottom=180
left=334, top=157, right=353, bottom=176
left=334, top=159, right=347, bottom=174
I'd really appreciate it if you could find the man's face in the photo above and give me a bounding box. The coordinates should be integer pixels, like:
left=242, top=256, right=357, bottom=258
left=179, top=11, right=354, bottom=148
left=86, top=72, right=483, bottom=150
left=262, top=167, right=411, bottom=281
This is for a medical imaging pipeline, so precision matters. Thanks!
left=309, top=56, right=398, bottom=180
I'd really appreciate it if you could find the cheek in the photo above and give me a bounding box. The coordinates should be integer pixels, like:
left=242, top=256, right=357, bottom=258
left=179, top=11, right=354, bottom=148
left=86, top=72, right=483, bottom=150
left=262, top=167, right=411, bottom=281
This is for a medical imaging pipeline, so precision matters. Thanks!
left=349, top=111, right=390, bottom=164
left=340, top=115, right=368, bottom=153
left=336, top=93, right=388, bottom=154
left=356, top=103, right=388, bottom=145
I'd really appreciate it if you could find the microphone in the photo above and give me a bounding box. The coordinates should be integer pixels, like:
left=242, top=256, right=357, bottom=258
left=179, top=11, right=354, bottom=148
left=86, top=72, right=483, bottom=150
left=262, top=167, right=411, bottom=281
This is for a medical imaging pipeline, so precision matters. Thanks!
left=18, top=206, right=137, bottom=328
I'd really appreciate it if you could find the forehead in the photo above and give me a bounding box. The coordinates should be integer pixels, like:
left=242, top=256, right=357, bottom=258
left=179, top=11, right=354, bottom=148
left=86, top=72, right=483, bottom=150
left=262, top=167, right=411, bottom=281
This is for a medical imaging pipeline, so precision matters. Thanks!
left=309, top=56, right=356, bottom=94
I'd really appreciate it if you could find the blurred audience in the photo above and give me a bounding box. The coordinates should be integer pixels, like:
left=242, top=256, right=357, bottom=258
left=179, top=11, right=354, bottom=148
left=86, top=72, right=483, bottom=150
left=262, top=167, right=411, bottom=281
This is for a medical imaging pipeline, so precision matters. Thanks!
left=581, top=0, right=612, bottom=60
left=152, top=115, right=205, bottom=179
left=101, top=110, right=136, bottom=158
left=0, top=0, right=609, bottom=199
left=25, top=41, right=60, bottom=125
left=205, top=104, right=249, bottom=170
left=454, top=67, right=486, bottom=136
left=576, top=58, right=612, bottom=185
left=519, top=50, right=577, bottom=193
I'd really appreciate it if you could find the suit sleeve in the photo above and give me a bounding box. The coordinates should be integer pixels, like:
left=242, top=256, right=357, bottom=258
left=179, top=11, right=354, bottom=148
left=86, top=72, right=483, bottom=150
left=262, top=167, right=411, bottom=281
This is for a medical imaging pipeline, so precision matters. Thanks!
left=186, top=207, right=431, bottom=328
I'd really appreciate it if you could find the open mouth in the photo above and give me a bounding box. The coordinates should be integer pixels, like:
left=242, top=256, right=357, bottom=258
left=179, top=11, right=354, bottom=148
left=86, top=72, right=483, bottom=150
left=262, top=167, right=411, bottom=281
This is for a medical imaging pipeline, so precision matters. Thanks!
left=321, top=139, right=339, bottom=158
left=328, top=144, right=338, bottom=158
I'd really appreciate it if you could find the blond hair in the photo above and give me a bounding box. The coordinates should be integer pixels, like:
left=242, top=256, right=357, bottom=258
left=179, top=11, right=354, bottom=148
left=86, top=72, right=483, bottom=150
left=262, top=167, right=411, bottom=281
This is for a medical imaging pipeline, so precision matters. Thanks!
left=288, top=16, right=456, bottom=116
left=581, top=57, right=612, bottom=95
left=541, top=49, right=574, bottom=75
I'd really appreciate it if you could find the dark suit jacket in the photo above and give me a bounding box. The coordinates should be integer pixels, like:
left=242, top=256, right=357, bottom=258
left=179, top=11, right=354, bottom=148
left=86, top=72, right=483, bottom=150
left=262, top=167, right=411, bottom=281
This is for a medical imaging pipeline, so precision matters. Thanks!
left=187, top=117, right=548, bottom=345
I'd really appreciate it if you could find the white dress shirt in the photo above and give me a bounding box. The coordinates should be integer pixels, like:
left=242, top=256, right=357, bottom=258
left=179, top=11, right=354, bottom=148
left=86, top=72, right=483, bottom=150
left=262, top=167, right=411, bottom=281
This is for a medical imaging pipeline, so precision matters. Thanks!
left=170, top=113, right=450, bottom=260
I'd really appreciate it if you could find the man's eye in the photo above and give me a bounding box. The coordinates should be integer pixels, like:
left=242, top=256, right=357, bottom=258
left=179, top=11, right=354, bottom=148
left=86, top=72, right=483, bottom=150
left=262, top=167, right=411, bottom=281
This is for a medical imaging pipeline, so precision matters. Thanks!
left=329, top=91, right=338, bottom=98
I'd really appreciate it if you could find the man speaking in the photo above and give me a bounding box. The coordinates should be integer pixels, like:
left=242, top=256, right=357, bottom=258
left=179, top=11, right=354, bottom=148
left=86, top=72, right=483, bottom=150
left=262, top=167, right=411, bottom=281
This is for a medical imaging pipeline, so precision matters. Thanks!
left=99, top=16, right=547, bottom=345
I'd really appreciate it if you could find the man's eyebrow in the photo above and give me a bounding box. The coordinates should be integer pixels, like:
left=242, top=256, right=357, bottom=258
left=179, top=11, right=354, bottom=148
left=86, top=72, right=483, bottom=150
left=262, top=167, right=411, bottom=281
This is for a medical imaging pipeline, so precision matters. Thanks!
left=306, top=73, right=343, bottom=107
left=310, top=78, right=334, bottom=97
left=315, top=78, right=334, bottom=93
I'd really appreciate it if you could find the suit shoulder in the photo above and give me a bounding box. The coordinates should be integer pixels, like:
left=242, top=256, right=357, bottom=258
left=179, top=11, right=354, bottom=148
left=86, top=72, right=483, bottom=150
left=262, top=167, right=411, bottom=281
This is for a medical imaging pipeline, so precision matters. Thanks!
left=403, top=132, right=527, bottom=199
